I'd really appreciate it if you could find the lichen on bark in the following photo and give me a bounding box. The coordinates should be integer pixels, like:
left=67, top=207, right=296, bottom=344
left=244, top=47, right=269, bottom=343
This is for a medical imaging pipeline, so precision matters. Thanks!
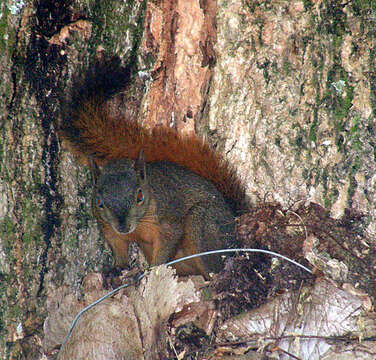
left=0, top=0, right=146, bottom=358
left=1, top=0, right=376, bottom=359
left=206, top=0, right=376, bottom=237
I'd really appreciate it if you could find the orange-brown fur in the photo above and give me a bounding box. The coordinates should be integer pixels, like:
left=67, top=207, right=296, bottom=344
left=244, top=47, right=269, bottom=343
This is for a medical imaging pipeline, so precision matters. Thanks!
left=98, top=196, right=207, bottom=275
left=60, top=60, right=243, bottom=276
left=63, top=100, right=243, bottom=206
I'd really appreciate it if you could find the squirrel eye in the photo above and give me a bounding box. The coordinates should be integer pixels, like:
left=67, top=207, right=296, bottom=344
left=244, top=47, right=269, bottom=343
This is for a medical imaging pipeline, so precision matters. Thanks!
left=136, top=189, right=144, bottom=205
left=96, top=195, right=104, bottom=209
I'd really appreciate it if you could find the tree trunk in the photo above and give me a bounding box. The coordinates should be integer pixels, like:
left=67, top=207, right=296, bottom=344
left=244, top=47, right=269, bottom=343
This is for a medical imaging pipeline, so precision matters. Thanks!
left=1, top=0, right=375, bottom=359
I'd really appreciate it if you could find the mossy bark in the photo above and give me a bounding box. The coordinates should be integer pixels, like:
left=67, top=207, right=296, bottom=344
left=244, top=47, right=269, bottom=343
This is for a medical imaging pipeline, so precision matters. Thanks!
left=1, top=0, right=375, bottom=359
left=206, top=0, right=376, bottom=234
left=0, top=0, right=144, bottom=358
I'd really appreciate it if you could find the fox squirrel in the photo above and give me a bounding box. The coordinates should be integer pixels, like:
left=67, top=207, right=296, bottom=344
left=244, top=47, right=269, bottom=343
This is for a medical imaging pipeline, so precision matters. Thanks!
left=60, top=57, right=244, bottom=278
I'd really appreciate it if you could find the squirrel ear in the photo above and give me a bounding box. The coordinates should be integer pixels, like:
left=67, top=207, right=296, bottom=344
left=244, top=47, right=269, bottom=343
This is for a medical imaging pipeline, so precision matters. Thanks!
left=135, top=150, right=146, bottom=182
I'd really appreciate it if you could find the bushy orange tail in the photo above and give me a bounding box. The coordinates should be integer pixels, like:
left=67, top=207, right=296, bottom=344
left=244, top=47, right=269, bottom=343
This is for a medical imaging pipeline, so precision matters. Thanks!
left=60, top=57, right=244, bottom=207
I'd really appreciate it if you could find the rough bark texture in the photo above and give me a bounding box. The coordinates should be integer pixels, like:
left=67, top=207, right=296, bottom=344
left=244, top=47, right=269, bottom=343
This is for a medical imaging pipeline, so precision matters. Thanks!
left=206, top=0, right=376, bottom=232
left=0, top=0, right=145, bottom=358
left=1, top=0, right=375, bottom=359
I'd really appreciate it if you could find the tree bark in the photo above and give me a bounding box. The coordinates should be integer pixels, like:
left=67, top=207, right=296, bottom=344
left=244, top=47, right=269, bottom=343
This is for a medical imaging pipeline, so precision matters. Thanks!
left=1, top=0, right=375, bottom=359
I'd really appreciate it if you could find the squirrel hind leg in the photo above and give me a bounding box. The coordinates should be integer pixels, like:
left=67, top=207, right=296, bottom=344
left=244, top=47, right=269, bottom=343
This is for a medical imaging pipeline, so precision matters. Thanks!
left=175, top=203, right=236, bottom=278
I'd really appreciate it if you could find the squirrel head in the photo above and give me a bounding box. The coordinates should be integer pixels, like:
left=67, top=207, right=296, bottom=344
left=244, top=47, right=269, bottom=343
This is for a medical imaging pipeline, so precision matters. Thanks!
left=93, top=151, right=150, bottom=234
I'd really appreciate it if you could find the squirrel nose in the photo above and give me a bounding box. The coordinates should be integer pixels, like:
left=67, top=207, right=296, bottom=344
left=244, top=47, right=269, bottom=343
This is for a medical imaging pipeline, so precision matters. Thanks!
left=115, top=220, right=135, bottom=235
left=116, top=224, right=129, bottom=234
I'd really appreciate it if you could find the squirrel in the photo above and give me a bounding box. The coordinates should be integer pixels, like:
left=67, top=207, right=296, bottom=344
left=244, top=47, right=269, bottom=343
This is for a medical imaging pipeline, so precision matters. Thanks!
left=60, top=56, right=244, bottom=278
